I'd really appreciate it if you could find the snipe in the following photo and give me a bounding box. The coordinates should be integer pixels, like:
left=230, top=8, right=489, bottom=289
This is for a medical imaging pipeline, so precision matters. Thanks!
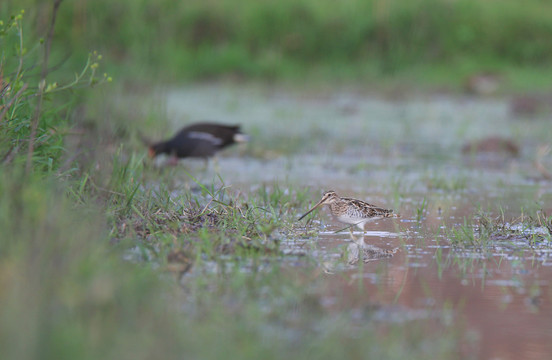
left=147, top=122, right=249, bottom=160
left=298, top=190, right=399, bottom=231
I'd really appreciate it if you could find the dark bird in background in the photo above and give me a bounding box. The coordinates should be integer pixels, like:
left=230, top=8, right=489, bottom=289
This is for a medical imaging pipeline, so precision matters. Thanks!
left=146, top=122, right=249, bottom=161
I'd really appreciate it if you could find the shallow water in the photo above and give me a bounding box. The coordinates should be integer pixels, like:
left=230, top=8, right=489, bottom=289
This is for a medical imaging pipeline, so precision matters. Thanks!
left=165, top=84, right=552, bottom=359
left=311, top=219, right=552, bottom=360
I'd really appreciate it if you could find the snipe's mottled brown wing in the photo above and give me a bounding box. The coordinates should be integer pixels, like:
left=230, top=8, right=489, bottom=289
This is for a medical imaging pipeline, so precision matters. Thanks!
left=343, top=197, right=396, bottom=218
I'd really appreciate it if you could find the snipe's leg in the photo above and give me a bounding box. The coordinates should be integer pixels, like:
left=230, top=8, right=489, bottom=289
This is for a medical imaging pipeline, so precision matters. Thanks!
left=348, top=228, right=365, bottom=245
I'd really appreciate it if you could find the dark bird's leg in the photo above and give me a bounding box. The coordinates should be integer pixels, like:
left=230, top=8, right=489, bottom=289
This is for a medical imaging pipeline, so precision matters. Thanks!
left=198, top=157, right=209, bottom=172
left=168, top=155, right=179, bottom=166
left=211, top=155, right=220, bottom=173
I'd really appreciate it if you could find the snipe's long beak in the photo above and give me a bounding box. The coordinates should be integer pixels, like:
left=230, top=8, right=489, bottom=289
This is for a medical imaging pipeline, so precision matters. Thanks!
left=297, top=199, right=325, bottom=221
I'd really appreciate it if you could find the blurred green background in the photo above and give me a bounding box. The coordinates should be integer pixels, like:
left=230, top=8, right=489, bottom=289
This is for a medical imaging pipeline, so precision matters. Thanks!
left=5, top=0, right=552, bottom=87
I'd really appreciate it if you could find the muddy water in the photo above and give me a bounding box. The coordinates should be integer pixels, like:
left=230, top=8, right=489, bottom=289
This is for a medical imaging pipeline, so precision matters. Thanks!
left=313, top=220, right=552, bottom=360
left=165, top=84, right=552, bottom=359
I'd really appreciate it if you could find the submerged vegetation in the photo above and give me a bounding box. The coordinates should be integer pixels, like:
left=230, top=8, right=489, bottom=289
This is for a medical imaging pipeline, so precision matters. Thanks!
left=448, top=210, right=552, bottom=248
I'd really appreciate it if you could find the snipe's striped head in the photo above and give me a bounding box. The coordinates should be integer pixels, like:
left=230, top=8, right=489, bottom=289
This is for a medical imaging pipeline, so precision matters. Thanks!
left=319, top=190, right=340, bottom=204
left=298, top=190, right=339, bottom=221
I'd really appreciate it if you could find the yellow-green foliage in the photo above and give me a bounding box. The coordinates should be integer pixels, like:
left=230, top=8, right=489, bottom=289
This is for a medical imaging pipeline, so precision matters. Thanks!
left=0, top=10, right=109, bottom=172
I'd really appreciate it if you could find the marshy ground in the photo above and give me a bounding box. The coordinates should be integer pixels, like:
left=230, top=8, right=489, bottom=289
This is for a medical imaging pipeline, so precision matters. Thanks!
left=113, top=83, right=552, bottom=360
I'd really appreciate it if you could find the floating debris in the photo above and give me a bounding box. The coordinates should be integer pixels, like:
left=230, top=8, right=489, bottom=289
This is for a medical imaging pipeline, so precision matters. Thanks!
left=510, top=94, right=552, bottom=116
left=464, top=72, right=501, bottom=96
left=166, top=248, right=195, bottom=278
left=461, top=136, right=519, bottom=157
